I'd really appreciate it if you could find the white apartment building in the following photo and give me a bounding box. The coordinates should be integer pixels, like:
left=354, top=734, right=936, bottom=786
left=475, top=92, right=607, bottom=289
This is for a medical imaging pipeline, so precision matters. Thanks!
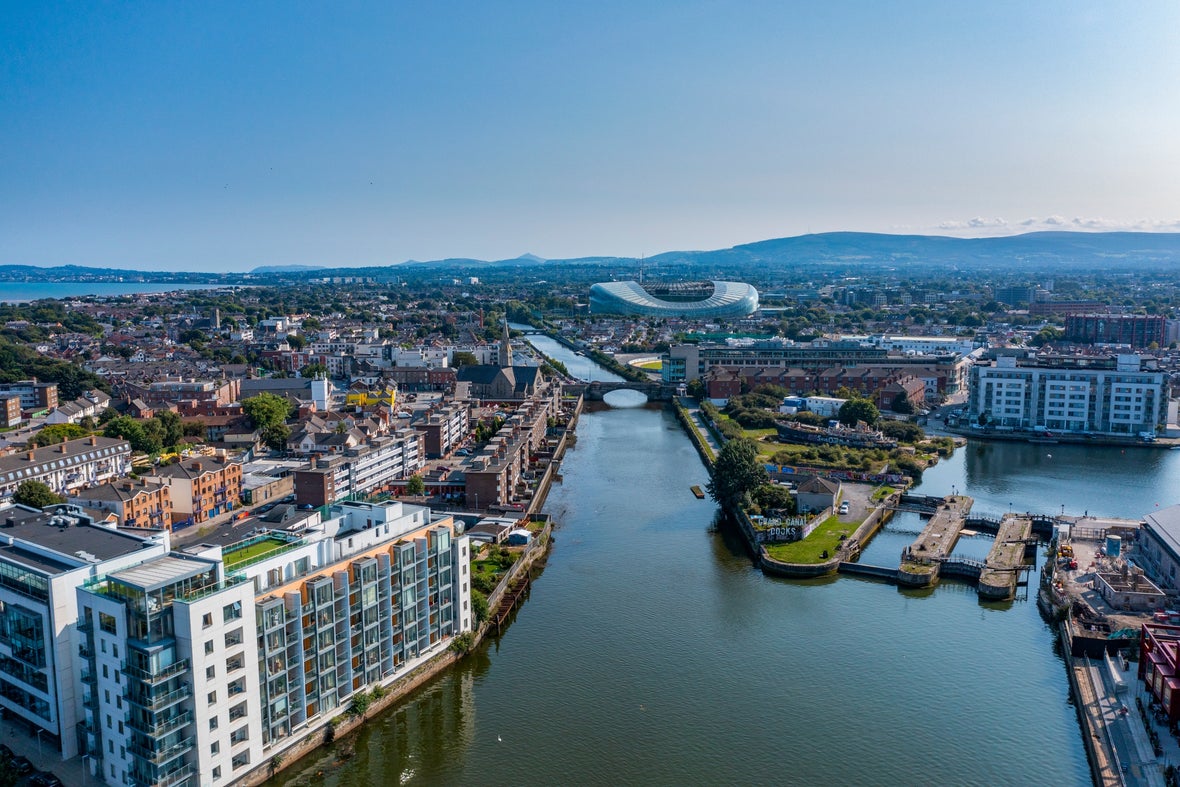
left=0, top=504, right=169, bottom=760
left=967, top=354, right=1168, bottom=436
left=0, top=436, right=132, bottom=502
left=75, top=499, right=471, bottom=786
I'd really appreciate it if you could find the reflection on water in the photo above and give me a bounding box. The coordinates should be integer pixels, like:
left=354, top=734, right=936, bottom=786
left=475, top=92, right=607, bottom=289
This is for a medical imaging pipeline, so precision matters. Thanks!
left=272, top=404, right=1088, bottom=787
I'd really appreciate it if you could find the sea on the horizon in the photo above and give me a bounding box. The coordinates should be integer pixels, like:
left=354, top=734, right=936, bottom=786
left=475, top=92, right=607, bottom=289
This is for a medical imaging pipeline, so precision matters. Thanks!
left=1, top=282, right=231, bottom=303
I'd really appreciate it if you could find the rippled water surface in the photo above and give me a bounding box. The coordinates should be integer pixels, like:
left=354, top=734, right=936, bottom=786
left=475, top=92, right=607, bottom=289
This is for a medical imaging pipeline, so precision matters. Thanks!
left=273, top=401, right=1090, bottom=787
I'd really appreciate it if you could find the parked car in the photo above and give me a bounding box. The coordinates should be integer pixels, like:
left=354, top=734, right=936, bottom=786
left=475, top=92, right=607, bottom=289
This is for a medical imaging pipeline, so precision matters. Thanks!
left=839, top=501, right=850, bottom=515
left=10, top=756, right=34, bottom=775
left=31, top=772, right=64, bottom=787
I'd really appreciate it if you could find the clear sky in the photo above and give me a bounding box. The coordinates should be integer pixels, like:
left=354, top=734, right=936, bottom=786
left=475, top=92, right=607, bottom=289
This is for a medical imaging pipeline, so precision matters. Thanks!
left=2, top=1, right=1179, bottom=272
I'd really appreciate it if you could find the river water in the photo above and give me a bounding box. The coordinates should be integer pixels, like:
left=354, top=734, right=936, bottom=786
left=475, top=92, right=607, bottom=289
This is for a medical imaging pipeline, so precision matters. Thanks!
left=269, top=337, right=1180, bottom=786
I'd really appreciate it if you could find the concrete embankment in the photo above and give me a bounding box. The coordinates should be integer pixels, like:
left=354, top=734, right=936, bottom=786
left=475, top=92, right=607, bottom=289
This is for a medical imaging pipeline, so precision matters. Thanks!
left=251, top=402, right=579, bottom=785
left=758, top=499, right=897, bottom=579
left=897, top=495, right=972, bottom=587
left=978, top=515, right=1034, bottom=600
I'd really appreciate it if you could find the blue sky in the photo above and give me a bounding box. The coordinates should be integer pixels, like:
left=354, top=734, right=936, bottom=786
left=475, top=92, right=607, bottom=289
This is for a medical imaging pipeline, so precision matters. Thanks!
left=2, top=1, right=1179, bottom=271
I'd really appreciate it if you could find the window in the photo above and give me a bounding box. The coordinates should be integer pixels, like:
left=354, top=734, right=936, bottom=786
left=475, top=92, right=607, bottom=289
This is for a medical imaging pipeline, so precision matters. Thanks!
left=223, top=602, right=242, bottom=622
left=230, top=726, right=249, bottom=744
left=203, top=613, right=213, bottom=629
left=210, top=716, right=219, bottom=730
left=212, top=766, right=221, bottom=781
left=205, top=640, right=214, bottom=655
left=211, top=741, right=220, bottom=755
left=229, top=701, right=247, bottom=721
left=225, top=628, right=243, bottom=648
left=207, top=666, right=216, bottom=680
left=208, top=691, right=217, bottom=704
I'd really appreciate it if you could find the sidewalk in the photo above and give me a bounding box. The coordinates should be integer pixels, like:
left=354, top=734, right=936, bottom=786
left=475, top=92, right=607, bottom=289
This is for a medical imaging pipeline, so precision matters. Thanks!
left=2, top=719, right=90, bottom=786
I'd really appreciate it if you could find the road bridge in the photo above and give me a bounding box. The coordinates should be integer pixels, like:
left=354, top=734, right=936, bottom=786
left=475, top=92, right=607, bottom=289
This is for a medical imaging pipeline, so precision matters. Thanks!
left=564, top=380, right=681, bottom=402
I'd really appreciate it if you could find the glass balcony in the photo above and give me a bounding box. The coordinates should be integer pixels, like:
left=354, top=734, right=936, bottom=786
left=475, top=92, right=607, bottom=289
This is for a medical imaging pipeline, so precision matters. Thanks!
left=156, top=763, right=197, bottom=787
left=124, top=659, right=189, bottom=685
left=128, top=735, right=194, bottom=765
left=127, top=710, right=193, bottom=739
left=128, top=683, right=191, bottom=712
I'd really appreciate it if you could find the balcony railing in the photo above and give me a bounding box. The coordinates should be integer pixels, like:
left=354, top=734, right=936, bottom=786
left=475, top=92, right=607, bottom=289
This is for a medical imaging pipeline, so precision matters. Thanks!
left=124, top=659, right=189, bottom=685
left=156, top=763, right=197, bottom=787
left=128, top=710, right=193, bottom=739
left=128, top=736, right=194, bottom=765
left=128, top=683, right=191, bottom=712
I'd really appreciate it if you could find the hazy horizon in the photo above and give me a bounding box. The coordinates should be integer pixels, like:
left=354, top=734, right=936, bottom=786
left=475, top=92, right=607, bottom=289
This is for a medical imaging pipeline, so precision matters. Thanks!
left=3, top=2, right=1179, bottom=272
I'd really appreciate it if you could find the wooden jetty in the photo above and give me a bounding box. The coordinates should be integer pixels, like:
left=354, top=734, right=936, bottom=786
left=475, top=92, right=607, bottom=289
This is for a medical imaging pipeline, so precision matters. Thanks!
left=492, top=571, right=533, bottom=634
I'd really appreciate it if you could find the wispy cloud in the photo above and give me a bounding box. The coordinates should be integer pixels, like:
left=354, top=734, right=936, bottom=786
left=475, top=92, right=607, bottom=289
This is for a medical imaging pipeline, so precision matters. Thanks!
left=927, top=216, right=1180, bottom=236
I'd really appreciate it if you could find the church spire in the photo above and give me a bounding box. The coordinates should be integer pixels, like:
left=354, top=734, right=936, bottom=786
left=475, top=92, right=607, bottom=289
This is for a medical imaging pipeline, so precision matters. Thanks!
left=499, top=319, right=513, bottom=368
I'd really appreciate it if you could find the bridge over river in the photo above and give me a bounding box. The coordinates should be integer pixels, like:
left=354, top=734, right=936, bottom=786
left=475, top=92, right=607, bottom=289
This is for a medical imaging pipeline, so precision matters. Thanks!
left=565, top=380, right=682, bottom=402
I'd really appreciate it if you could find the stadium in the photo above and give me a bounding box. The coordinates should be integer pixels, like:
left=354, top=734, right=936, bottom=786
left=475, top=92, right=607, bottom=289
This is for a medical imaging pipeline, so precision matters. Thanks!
left=588, top=280, right=759, bottom=317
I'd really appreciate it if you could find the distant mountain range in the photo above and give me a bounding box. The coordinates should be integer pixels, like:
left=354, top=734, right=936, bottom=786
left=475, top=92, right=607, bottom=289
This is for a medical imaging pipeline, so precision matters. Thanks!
left=4, top=231, right=1180, bottom=281
left=400, top=231, right=1180, bottom=272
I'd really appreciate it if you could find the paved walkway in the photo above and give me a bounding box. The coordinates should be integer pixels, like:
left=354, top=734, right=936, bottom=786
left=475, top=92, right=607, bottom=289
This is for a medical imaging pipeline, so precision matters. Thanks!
left=2, top=719, right=90, bottom=786
left=679, top=398, right=722, bottom=455
left=1084, top=655, right=1167, bottom=786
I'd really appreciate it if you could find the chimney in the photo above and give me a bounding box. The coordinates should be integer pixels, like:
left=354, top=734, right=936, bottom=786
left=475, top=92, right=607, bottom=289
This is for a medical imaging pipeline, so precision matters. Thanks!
left=89, top=435, right=97, bottom=446
left=27, top=450, right=35, bottom=461
left=60, top=442, right=68, bottom=453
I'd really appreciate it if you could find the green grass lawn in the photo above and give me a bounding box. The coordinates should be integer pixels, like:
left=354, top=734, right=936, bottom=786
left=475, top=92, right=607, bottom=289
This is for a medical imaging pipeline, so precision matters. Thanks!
left=224, top=537, right=291, bottom=569
left=471, top=558, right=507, bottom=584
left=871, top=485, right=897, bottom=501
left=763, top=515, right=853, bottom=564
left=636, top=359, right=662, bottom=370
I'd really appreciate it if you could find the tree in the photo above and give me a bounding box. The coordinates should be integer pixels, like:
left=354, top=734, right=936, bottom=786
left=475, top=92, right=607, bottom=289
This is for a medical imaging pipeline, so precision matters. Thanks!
left=153, top=410, right=184, bottom=448
left=451, top=351, right=479, bottom=367
left=406, top=474, right=425, bottom=496
left=30, top=422, right=87, bottom=447
left=752, top=483, right=796, bottom=514
left=285, top=334, right=307, bottom=350
left=706, top=438, right=768, bottom=510
left=891, top=391, right=915, bottom=414
left=471, top=589, right=489, bottom=624
left=13, top=480, right=64, bottom=509
left=242, top=392, right=293, bottom=431
left=300, top=362, right=329, bottom=379
left=104, top=415, right=162, bottom=454
left=879, top=420, right=925, bottom=444
left=837, top=398, right=879, bottom=427
left=685, top=379, right=706, bottom=400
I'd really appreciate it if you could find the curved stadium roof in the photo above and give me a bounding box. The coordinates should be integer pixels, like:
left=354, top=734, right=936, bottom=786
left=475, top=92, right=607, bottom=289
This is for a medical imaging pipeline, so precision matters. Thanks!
left=589, top=280, right=759, bottom=317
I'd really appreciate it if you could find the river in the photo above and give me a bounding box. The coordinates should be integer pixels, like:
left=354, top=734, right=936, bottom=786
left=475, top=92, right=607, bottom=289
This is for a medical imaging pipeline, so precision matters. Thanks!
left=272, top=339, right=1166, bottom=786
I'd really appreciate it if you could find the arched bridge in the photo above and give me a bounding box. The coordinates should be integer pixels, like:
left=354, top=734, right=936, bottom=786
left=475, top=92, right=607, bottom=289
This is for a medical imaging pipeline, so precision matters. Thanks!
left=565, top=380, right=682, bottom=402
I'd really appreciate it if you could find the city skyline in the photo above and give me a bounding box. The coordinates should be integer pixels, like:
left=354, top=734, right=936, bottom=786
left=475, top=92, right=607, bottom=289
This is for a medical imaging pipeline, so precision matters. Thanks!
left=3, top=2, right=1179, bottom=271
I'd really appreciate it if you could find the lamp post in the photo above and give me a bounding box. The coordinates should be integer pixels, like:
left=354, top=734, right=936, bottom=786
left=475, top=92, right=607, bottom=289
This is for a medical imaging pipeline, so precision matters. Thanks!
left=34, top=727, right=43, bottom=760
